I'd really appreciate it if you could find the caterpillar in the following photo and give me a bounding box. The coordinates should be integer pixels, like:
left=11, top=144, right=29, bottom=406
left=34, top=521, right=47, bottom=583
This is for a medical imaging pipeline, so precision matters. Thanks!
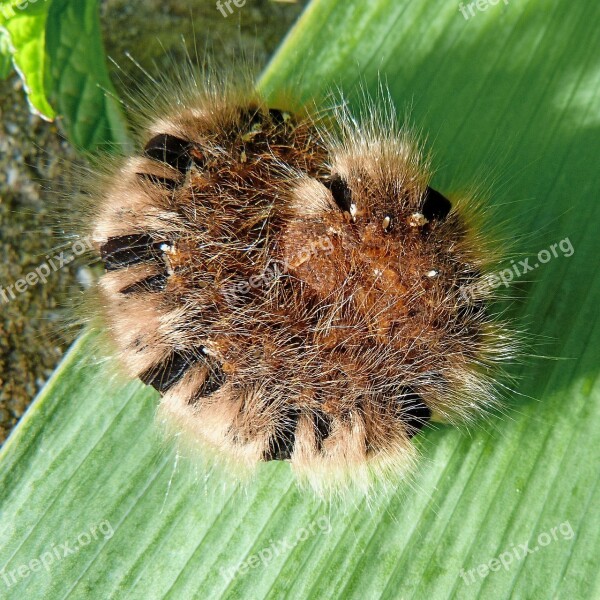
left=85, top=71, right=516, bottom=495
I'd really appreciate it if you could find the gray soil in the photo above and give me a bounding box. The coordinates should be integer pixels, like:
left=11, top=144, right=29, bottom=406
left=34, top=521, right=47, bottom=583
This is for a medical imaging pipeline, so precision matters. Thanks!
left=0, top=0, right=307, bottom=444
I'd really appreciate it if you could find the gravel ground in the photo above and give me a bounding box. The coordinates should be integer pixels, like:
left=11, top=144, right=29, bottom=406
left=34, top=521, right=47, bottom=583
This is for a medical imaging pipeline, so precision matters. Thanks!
left=0, top=0, right=306, bottom=444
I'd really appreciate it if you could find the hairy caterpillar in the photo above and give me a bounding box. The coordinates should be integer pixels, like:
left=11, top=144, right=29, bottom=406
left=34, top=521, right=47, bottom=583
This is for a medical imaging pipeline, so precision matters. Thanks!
left=84, top=69, right=517, bottom=495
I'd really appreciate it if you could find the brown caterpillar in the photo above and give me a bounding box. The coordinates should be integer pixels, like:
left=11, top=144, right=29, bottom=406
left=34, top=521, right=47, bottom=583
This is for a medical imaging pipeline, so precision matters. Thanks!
left=87, top=74, right=516, bottom=494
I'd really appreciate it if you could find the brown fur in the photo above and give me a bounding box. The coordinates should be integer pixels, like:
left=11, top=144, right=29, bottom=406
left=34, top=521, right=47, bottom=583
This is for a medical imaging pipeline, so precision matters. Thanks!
left=87, top=80, right=516, bottom=494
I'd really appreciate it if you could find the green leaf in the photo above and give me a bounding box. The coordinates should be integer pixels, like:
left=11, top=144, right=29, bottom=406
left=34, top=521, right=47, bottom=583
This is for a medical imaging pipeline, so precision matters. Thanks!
left=0, top=0, right=54, bottom=118
left=0, top=29, right=13, bottom=79
left=0, top=0, right=128, bottom=149
left=44, top=0, right=129, bottom=151
left=1, top=0, right=599, bottom=598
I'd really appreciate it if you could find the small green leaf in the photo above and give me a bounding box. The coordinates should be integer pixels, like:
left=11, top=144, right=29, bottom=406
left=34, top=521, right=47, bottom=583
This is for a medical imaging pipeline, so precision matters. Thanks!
left=0, top=0, right=54, bottom=118
left=0, top=29, right=13, bottom=79
left=45, top=0, right=129, bottom=151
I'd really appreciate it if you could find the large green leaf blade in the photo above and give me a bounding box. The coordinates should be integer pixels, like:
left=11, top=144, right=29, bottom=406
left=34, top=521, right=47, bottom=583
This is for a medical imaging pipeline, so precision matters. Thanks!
left=1, top=0, right=599, bottom=598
